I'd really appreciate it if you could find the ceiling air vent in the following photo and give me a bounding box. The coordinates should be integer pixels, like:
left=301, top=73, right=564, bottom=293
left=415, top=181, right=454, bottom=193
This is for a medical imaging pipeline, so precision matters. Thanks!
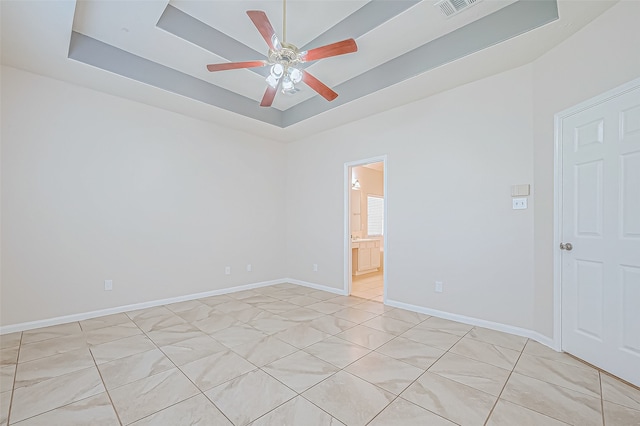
left=435, top=0, right=482, bottom=18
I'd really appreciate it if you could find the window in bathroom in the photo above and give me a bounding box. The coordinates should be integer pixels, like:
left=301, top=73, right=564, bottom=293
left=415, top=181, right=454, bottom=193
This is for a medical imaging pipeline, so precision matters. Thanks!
left=367, top=195, right=384, bottom=236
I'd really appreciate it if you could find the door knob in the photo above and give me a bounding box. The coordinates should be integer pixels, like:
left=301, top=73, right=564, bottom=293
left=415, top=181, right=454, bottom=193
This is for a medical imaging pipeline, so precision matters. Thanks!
left=560, top=242, right=573, bottom=251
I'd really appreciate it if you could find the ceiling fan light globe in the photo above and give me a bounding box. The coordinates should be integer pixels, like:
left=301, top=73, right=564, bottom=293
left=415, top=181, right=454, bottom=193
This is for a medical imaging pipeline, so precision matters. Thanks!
left=289, top=68, right=302, bottom=84
left=282, top=76, right=294, bottom=90
left=270, top=63, right=284, bottom=79
left=266, top=75, right=279, bottom=88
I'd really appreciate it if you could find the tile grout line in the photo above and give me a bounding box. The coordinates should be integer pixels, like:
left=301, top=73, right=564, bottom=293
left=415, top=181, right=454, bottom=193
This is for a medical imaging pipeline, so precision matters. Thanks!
left=5, top=331, right=23, bottom=426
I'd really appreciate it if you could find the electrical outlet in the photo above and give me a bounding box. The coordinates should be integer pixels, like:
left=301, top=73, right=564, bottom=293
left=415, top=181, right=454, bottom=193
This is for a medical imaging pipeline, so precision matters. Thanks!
left=435, top=281, right=443, bottom=293
left=225, top=266, right=231, bottom=275
left=104, top=280, right=113, bottom=291
left=512, top=198, right=527, bottom=209
left=313, top=264, right=318, bottom=272
left=246, top=264, right=252, bottom=272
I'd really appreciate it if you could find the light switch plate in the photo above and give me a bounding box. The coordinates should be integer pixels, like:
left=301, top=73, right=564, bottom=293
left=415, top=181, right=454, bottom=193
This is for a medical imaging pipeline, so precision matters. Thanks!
left=513, top=198, right=527, bottom=209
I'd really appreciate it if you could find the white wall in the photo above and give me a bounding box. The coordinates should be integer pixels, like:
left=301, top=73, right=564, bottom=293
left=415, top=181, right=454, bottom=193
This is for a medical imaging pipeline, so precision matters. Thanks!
left=286, top=65, right=536, bottom=329
left=1, top=66, right=287, bottom=326
left=530, top=0, right=640, bottom=337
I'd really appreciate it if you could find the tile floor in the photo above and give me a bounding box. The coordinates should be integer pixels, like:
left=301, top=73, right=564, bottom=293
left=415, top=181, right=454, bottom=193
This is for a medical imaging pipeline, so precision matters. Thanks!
left=351, top=272, right=383, bottom=301
left=1, top=282, right=639, bottom=425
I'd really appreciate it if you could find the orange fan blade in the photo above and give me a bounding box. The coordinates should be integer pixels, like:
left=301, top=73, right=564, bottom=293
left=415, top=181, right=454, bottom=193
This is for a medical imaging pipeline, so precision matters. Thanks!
left=260, top=84, right=278, bottom=107
left=301, top=39, right=357, bottom=62
left=302, top=71, right=338, bottom=102
left=206, top=60, right=267, bottom=72
left=247, top=11, right=280, bottom=51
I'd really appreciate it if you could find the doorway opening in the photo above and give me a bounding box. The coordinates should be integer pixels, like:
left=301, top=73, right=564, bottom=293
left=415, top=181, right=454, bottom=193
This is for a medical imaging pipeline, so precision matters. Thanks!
left=344, top=156, right=387, bottom=302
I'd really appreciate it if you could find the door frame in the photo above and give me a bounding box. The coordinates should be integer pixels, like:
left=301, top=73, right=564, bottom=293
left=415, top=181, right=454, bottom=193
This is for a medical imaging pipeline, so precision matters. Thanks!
left=553, top=76, right=640, bottom=352
left=344, top=155, right=388, bottom=300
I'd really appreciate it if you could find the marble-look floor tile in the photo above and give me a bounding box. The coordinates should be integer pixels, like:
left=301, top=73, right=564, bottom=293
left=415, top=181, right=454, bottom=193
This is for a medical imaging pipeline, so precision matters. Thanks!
left=125, top=306, right=173, bottom=322
left=206, top=370, right=296, bottom=426
left=514, top=353, right=601, bottom=398
left=159, top=334, right=226, bottom=366
left=129, top=394, right=232, bottom=426
left=280, top=308, right=325, bottom=322
left=11, top=392, right=119, bottom=426
left=401, top=327, right=461, bottom=351
left=172, top=304, right=216, bottom=323
left=252, top=396, right=345, bottom=426
left=211, top=324, right=267, bottom=348
left=307, top=301, right=345, bottom=315
left=369, top=397, right=456, bottom=426
left=255, top=301, right=299, bottom=314
left=486, top=399, right=569, bottom=426
left=10, top=367, right=104, bottom=423
left=603, top=401, right=640, bottom=426
left=215, top=301, right=253, bottom=314
left=238, top=295, right=279, bottom=305
left=308, top=316, right=357, bottom=335
left=308, top=290, right=340, bottom=301
left=381, top=309, right=429, bottom=325
left=199, top=295, right=233, bottom=308
left=273, top=323, right=329, bottom=348
left=361, top=316, right=414, bottom=335
left=304, top=336, right=371, bottom=368
left=0, top=332, right=22, bottom=349
left=14, top=347, right=94, bottom=388
left=109, top=368, right=199, bottom=425
left=327, top=296, right=367, bottom=308
left=84, top=324, right=142, bottom=346
left=501, top=372, right=602, bottom=426
left=180, top=350, right=256, bottom=391
left=1, top=390, right=10, bottom=426
left=450, top=337, right=520, bottom=370
left=164, top=299, right=203, bottom=313
left=600, top=373, right=640, bottom=411
left=192, top=313, right=242, bottom=334
left=429, top=352, right=510, bottom=396
left=332, top=308, right=378, bottom=324
left=416, top=317, right=473, bottom=336
left=80, top=313, right=134, bottom=332
left=376, top=337, right=445, bottom=369
left=263, top=350, right=338, bottom=393
left=345, top=351, right=424, bottom=395
left=335, top=325, right=395, bottom=350
left=248, top=315, right=297, bottom=335
left=466, top=327, right=527, bottom=351
left=133, top=313, right=187, bottom=333
left=287, top=295, right=320, bottom=306
left=225, top=306, right=266, bottom=323
left=90, top=334, right=156, bottom=364
left=231, top=335, right=297, bottom=367
left=352, top=301, right=391, bottom=315
left=303, top=371, right=395, bottom=426
left=523, top=340, right=592, bottom=370
left=98, top=348, right=174, bottom=389
left=0, top=347, right=18, bottom=366
left=145, top=323, right=204, bottom=347
left=400, top=371, right=496, bottom=426
left=22, top=322, right=82, bottom=345
left=18, top=333, right=87, bottom=363
left=0, top=365, right=15, bottom=393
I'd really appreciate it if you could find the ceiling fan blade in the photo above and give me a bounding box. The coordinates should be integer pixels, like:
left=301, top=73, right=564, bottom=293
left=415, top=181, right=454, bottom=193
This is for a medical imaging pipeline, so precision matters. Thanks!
left=206, top=60, right=267, bottom=72
left=302, top=71, right=338, bottom=102
left=260, top=84, right=279, bottom=107
left=301, top=38, right=357, bottom=62
left=247, top=11, right=280, bottom=51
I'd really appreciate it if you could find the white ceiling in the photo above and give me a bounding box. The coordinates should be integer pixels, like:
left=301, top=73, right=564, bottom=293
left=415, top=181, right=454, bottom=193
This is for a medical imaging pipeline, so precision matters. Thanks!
left=1, top=0, right=617, bottom=141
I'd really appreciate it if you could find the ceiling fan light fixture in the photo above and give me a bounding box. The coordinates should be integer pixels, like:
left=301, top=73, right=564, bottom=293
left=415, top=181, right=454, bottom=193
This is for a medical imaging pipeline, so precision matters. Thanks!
left=266, top=74, right=279, bottom=88
left=289, top=67, right=302, bottom=84
left=282, top=76, right=294, bottom=91
left=270, top=63, right=284, bottom=79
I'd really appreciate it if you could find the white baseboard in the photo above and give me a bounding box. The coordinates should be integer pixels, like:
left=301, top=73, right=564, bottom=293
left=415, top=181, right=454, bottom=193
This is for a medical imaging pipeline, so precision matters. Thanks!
left=283, top=278, right=348, bottom=296
left=386, top=298, right=556, bottom=351
left=0, top=278, right=284, bottom=334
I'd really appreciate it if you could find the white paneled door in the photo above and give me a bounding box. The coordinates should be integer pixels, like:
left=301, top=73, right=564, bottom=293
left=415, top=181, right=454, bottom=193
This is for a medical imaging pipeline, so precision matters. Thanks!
left=560, top=84, right=640, bottom=386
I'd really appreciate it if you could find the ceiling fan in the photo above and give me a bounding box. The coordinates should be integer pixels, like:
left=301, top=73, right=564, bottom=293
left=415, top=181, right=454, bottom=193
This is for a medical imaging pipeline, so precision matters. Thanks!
left=205, top=1, right=357, bottom=107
